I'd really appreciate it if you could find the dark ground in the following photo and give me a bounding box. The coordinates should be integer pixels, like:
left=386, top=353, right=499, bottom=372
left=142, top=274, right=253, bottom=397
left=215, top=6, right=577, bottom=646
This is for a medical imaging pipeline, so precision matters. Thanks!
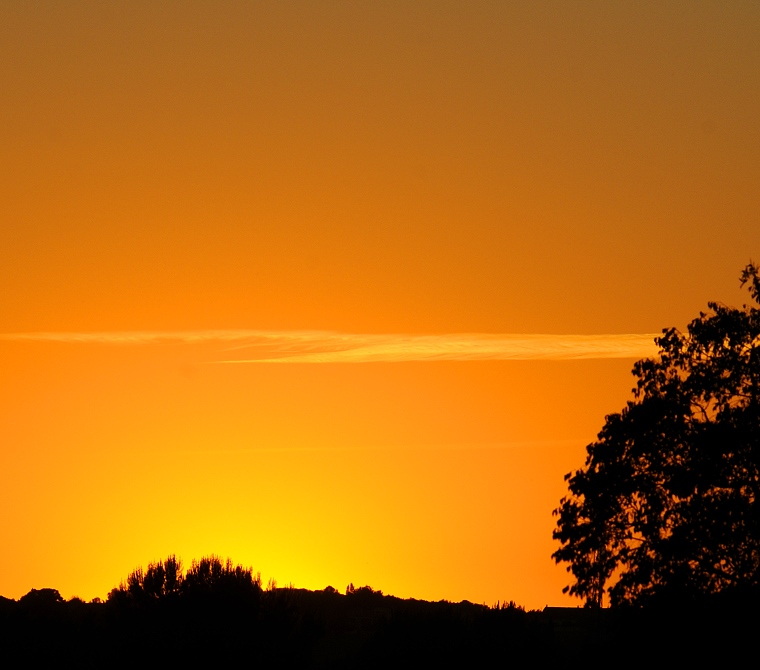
left=1, top=587, right=757, bottom=668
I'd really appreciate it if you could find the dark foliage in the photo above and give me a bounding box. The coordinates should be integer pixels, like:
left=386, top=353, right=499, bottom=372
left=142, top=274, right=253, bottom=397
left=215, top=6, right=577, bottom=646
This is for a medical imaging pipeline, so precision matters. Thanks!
left=2, top=557, right=758, bottom=667
left=18, top=587, right=65, bottom=607
left=553, top=263, right=760, bottom=607
left=0, top=557, right=550, bottom=667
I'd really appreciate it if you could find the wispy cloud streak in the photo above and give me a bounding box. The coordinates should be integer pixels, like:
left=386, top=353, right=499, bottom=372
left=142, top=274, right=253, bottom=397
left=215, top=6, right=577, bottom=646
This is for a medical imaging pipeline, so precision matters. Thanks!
left=0, top=330, right=661, bottom=362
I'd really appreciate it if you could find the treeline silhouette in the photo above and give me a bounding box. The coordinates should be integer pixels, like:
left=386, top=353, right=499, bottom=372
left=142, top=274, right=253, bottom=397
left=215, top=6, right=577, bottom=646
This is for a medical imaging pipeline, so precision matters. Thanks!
left=1, top=555, right=758, bottom=668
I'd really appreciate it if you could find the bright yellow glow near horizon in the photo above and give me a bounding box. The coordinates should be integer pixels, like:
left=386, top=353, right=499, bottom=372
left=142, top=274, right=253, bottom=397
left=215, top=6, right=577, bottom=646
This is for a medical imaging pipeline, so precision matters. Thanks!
left=1, top=2, right=758, bottom=609
left=1, top=339, right=636, bottom=608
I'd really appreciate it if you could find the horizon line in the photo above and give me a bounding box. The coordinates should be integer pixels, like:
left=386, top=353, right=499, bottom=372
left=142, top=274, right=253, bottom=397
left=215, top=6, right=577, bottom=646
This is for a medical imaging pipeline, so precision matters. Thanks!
left=0, top=329, right=661, bottom=362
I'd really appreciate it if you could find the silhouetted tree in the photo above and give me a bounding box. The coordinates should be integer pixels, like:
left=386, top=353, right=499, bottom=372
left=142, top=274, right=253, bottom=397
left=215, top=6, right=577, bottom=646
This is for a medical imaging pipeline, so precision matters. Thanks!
left=553, top=262, right=760, bottom=607
left=107, top=555, right=261, bottom=605
left=183, top=555, right=262, bottom=599
left=18, top=588, right=65, bottom=607
left=108, top=555, right=184, bottom=603
left=346, top=584, right=383, bottom=600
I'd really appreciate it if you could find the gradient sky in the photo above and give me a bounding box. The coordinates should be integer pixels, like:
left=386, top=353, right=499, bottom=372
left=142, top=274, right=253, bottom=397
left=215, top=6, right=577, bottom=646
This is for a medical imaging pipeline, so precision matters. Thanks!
left=1, top=1, right=758, bottom=609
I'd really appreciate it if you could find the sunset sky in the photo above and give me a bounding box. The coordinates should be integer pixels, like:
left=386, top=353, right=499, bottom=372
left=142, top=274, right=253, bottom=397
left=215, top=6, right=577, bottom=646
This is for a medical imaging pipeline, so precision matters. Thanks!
left=1, top=1, right=758, bottom=609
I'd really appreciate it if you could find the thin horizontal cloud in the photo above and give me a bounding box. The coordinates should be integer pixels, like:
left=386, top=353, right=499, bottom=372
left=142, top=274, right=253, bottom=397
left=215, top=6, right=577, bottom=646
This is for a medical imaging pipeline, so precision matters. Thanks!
left=174, top=439, right=586, bottom=454
left=0, top=330, right=661, bottom=362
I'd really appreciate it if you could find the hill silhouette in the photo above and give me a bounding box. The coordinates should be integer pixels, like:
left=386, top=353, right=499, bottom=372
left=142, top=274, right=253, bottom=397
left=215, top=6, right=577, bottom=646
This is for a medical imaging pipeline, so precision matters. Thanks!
left=1, top=555, right=758, bottom=667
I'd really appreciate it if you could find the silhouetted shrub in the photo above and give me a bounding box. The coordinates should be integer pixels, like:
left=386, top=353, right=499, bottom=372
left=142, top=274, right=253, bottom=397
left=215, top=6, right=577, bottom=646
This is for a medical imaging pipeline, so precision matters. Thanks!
left=19, top=588, right=65, bottom=606
left=183, top=555, right=261, bottom=599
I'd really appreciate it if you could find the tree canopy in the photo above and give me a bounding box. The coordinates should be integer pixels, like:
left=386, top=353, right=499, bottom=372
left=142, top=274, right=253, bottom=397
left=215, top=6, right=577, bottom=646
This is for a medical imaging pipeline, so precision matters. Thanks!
left=553, top=263, right=760, bottom=607
left=107, top=555, right=262, bottom=605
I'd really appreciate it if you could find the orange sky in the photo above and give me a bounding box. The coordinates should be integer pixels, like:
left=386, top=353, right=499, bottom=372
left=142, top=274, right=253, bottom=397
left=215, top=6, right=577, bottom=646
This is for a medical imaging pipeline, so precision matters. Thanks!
left=1, top=2, right=758, bottom=609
